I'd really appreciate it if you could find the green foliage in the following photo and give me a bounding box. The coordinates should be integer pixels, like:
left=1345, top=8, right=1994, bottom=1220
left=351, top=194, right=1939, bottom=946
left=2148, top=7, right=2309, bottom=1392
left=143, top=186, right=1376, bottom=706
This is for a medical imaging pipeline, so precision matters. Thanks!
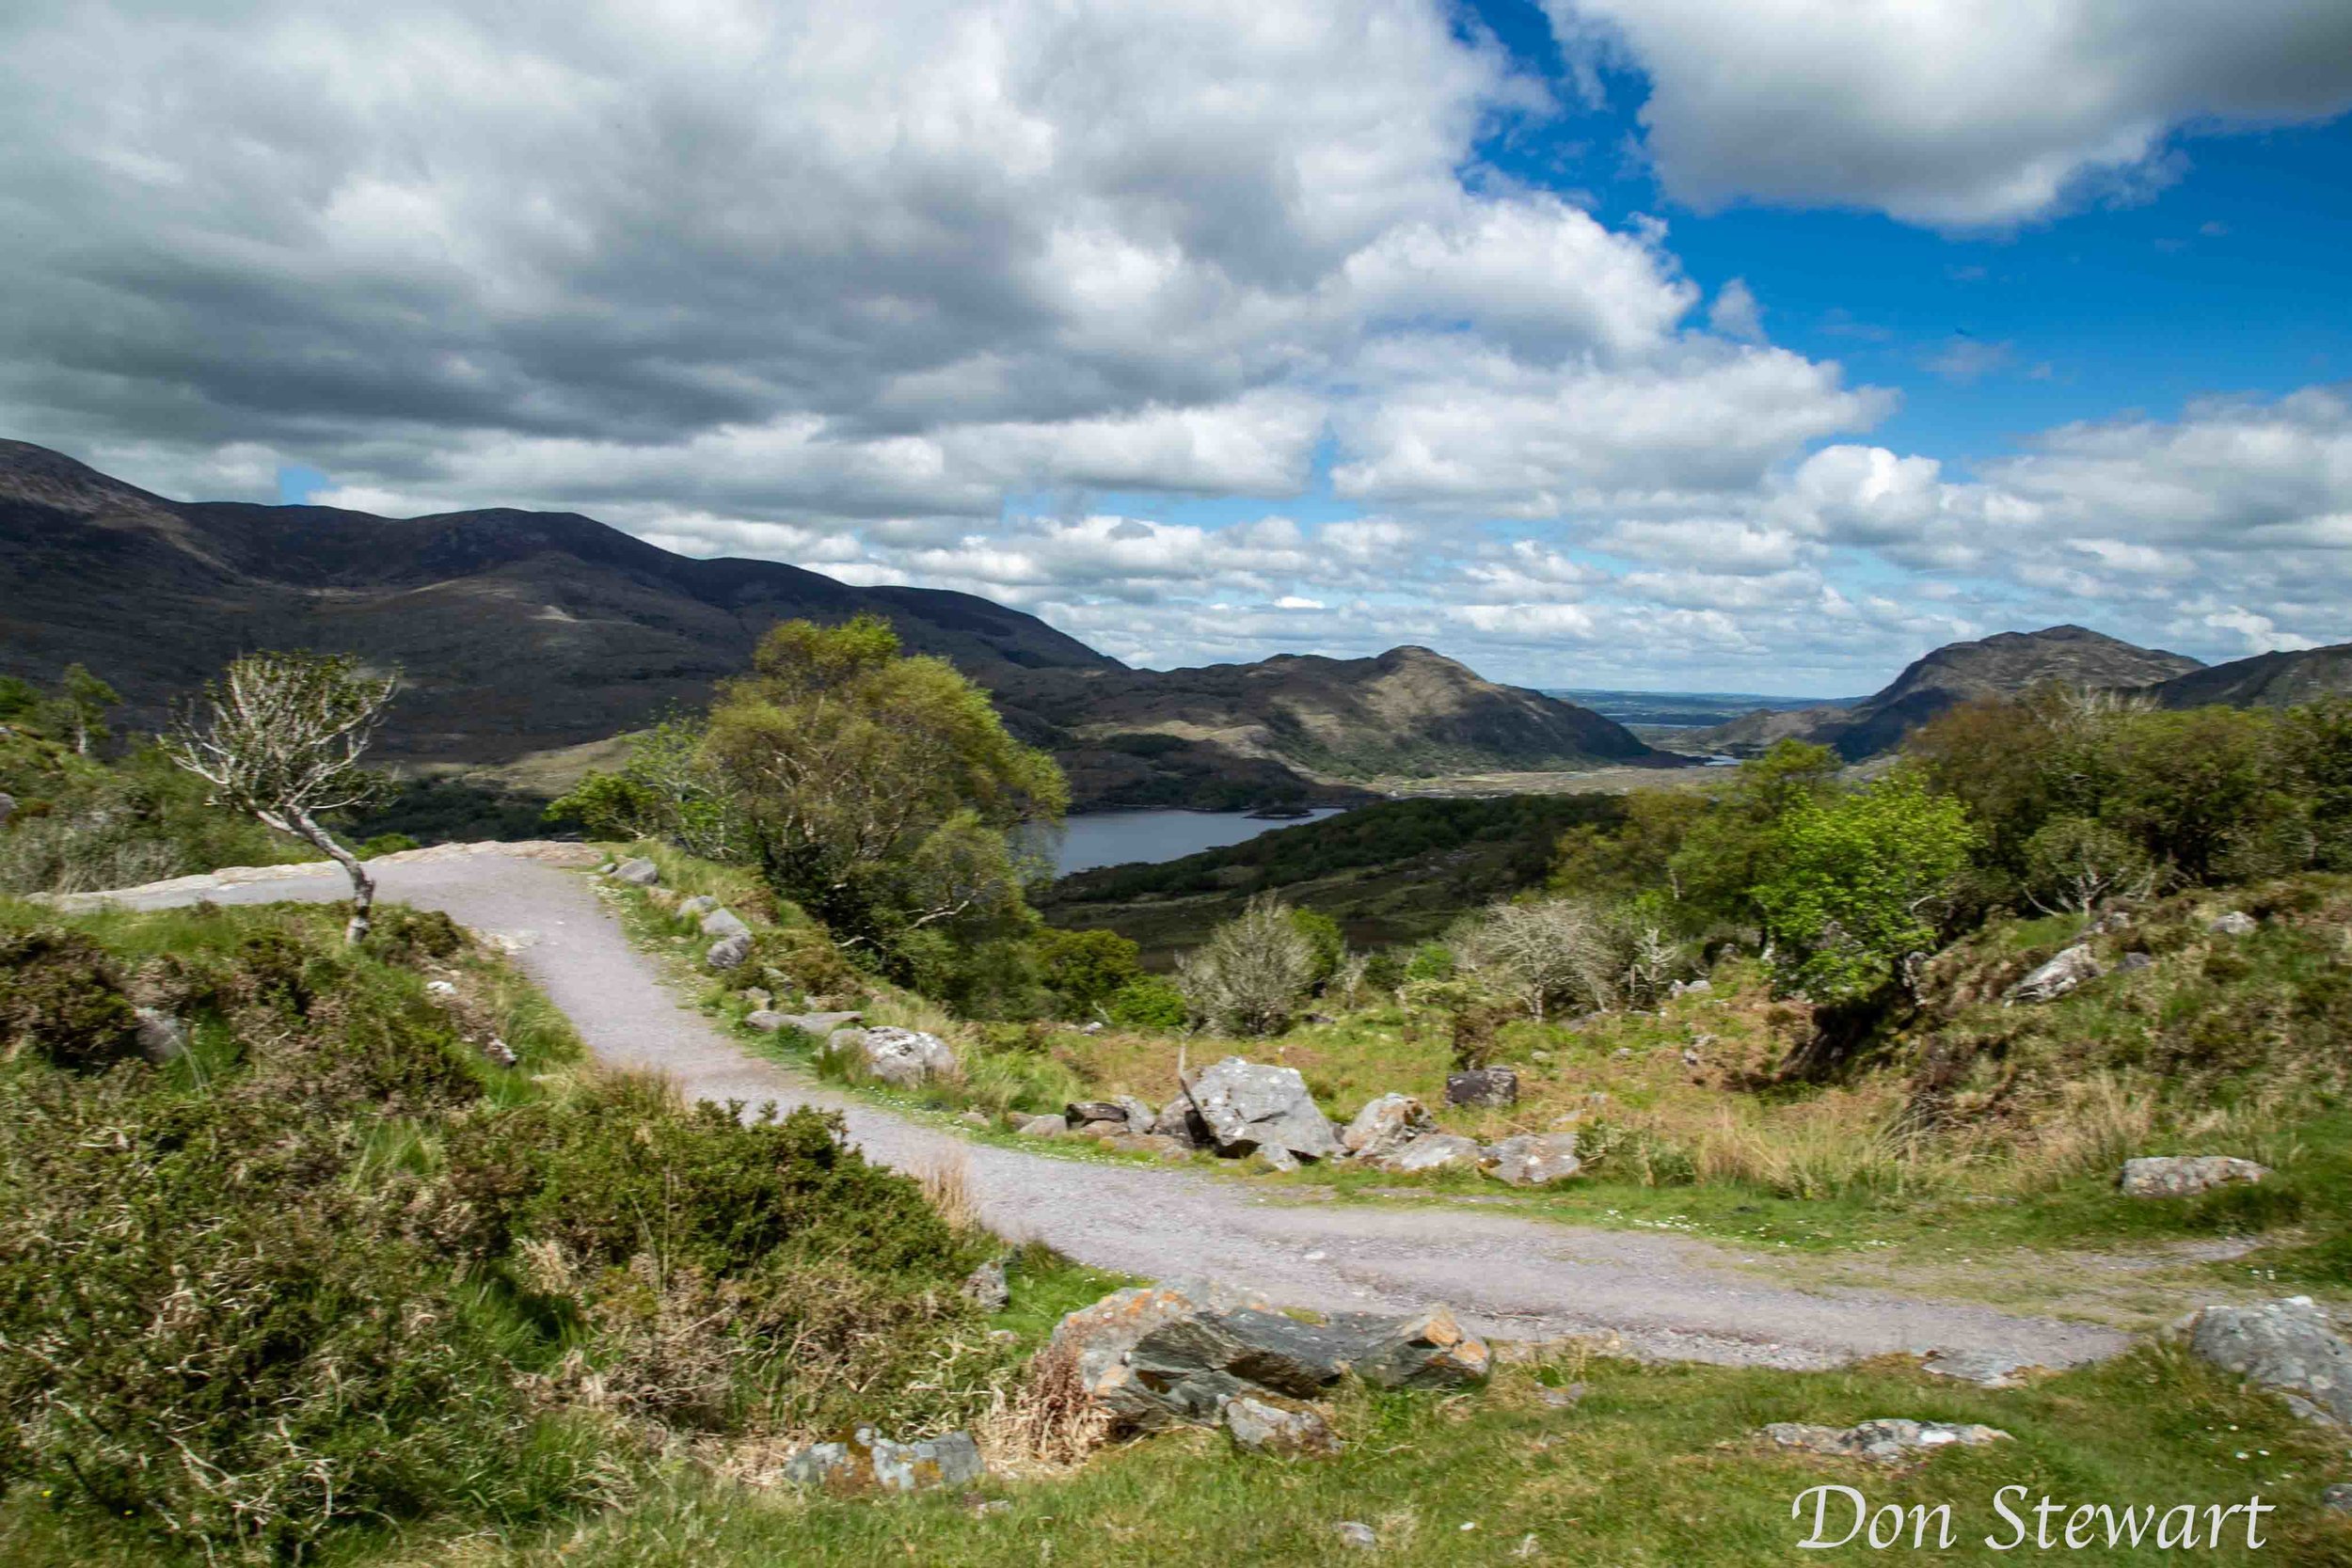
left=702, top=615, right=1066, bottom=965
left=1034, top=926, right=1143, bottom=1017
left=1177, top=894, right=1316, bottom=1035
left=1754, top=770, right=1977, bottom=1006
left=0, top=927, right=140, bottom=1069
left=548, top=720, right=742, bottom=861
left=1288, top=906, right=1345, bottom=988
left=1401, top=942, right=1455, bottom=983
left=1104, top=974, right=1187, bottom=1029
left=358, top=831, right=421, bottom=857
left=56, top=664, right=119, bottom=756
left=344, top=776, right=568, bottom=846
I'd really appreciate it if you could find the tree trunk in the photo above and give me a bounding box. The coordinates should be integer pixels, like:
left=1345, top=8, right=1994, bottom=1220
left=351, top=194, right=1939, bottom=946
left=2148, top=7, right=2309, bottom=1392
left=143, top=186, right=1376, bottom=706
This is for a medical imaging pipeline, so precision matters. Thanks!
left=292, top=808, right=375, bottom=942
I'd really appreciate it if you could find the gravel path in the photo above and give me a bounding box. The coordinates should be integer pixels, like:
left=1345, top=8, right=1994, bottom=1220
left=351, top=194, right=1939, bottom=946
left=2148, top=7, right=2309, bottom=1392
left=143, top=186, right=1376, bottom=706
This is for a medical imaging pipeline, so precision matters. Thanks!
left=72, top=846, right=2130, bottom=1374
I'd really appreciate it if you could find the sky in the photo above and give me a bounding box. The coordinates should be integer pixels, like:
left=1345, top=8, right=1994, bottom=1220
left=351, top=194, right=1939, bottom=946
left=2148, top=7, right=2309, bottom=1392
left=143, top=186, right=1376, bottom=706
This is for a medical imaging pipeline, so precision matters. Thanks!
left=4, top=1, right=2350, bottom=695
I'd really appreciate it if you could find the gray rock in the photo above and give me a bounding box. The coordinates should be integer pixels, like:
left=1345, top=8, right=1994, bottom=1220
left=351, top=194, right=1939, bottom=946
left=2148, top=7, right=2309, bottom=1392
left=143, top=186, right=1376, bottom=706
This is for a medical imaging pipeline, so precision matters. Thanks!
left=1481, top=1132, right=1582, bottom=1187
left=1339, top=1092, right=1438, bottom=1163
left=133, top=1007, right=186, bottom=1065
left=1073, top=1119, right=1129, bottom=1139
left=785, top=1427, right=984, bottom=1494
left=1104, top=1132, right=1190, bottom=1160
left=1114, top=1094, right=1156, bottom=1131
left=2210, top=911, right=2258, bottom=936
left=699, top=908, right=752, bottom=942
left=1334, top=1521, right=1378, bottom=1550
left=1334, top=1306, right=1492, bottom=1388
left=739, top=987, right=773, bottom=1010
left=1223, top=1394, right=1338, bottom=1456
left=0, top=791, right=13, bottom=829
left=2185, top=1297, right=2352, bottom=1424
left=1066, top=1100, right=1130, bottom=1128
left=1446, top=1068, right=1518, bottom=1108
left=2119, top=1154, right=2269, bottom=1198
left=706, top=931, right=753, bottom=971
left=1670, top=978, right=1712, bottom=997
left=1918, top=1349, right=2037, bottom=1389
left=1016, top=1114, right=1065, bottom=1138
left=2005, top=942, right=2104, bottom=1004
left=611, top=857, right=660, bottom=886
left=2091, top=907, right=2135, bottom=934
left=482, top=1036, right=518, bottom=1068
left=676, top=895, right=720, bottom=917
left=1152, top=1097, right=1214, bottom=1148
left=963, top=1256, right=1010, bottom=1312
left=2116, top=951, right=2154, bottom=972
left=743, top=1008, right=864, bottom=1036
left=1186, top=1057, right=1340, bottom=1164
left=2323, top=1482, right=2352, bottom=1515
left=857, top=1025, right=960, bottom=1087
left=1376, top=1132, right=1482, bottom=1175
left=1760, top=1418, right=2010, bottom=1463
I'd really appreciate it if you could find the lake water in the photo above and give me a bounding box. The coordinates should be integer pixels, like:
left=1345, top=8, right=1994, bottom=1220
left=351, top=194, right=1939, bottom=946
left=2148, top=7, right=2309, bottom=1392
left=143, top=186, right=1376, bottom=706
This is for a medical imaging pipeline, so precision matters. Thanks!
left=1038, top=808, right=1347, bottom=877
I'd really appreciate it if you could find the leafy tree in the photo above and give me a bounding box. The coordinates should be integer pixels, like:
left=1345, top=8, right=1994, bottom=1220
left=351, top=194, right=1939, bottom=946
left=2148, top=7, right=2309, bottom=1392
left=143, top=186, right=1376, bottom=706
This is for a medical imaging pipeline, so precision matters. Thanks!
left=2020, top=814, right=2154, bottom=914
left=1034, top=927, right=1143, bottom=1017
left=1753, top=770, right=1976, bottom=1007
left=1105, top=975, right=1187, bottom=1029
left=1288, top=906, right=1345, bottom=989
left=699, top=615, right=1066, bottom=961
left=1551, top=788, right=1706, bottom=902
left=163, top=652, right=399, bottom=941
left=548, top=718, right=744, bottom=861
left=1667, top=740, right=1840, bottom=928
left=57, top=663, right=119, bottom=756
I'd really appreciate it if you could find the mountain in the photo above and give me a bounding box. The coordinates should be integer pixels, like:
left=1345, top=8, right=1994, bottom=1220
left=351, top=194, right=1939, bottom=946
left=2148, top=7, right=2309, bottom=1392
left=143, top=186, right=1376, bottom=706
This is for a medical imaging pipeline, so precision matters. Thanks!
left=0, top=438, right=1112, bottom=765
left=1688, top=626, right=2205, bottom=761
left=2149, top=642, right=2352, bottom=709
left=994, top=645, right=1681, bottom=808
left=1, top=439, right=1672, bottom=807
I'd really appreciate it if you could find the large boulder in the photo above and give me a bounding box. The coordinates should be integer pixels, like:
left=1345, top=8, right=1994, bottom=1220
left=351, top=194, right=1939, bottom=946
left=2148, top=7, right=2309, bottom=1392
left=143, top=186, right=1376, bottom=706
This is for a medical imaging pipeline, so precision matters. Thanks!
left=1445, top=1068, right=1518, bottom=1109
left=785, top=1427, right=985, bottom=1494
left=1375, top=1133, right=1481, bottom=1175
left=2119, top=1155, right=2268, bottom=1198
left=2184, top=1297, right=2352, bottom=1424
left=699, top=907, right=752, bottom=942
left=1152, top=1097, right=1214, bottom=1148
left=1481, top=1132, right=1582, bottom=1187
left=706, top=932, right=753, bottom=971
left=846, top=1025, right=960, bottom=1087
left=1050, top=1281, right=1488, bottom=1434
left=610, top=857, right=660, bottom=887
left=2005, top=943, right=2103, bottom=1005
left=1339, top=1093, right=1438, bottom=1163
left=1184, top=1058, right=1340, bottom=1165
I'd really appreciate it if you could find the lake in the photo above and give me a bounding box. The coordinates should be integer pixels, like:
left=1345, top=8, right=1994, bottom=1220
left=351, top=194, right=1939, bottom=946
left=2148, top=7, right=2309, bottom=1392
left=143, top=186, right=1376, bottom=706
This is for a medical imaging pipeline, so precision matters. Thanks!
left=1038, top=808, right=1347, bottom=877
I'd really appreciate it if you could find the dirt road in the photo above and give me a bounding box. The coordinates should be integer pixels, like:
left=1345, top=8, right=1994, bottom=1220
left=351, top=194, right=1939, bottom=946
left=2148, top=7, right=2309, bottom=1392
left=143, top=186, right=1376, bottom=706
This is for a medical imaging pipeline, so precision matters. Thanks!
left=69, top=846, right=2129, bottom=1374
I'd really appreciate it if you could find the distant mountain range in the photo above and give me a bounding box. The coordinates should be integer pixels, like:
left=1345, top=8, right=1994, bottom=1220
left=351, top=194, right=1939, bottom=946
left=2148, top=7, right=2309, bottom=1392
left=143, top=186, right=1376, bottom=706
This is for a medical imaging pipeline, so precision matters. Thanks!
left=0, top=439, right=1671, bottom=808
left=1687, top=623, right=2352, bottom=760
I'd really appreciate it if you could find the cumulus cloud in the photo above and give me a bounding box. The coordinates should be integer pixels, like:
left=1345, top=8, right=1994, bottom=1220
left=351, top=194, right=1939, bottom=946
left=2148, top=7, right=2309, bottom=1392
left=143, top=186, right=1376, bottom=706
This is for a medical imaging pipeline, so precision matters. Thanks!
left=1548, top=0, right=2352, bottom=226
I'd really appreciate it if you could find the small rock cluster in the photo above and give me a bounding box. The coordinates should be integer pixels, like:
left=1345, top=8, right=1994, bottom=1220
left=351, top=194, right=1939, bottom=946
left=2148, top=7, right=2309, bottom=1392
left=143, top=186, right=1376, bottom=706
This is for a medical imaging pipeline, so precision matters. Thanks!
left=827, top=1023, right=961, bottom=1087
left=1759, top=1418, right=2010, bottom=1463
left=1049, top=1278, right=1488, bottom=1452
left=783, top=1426, right=986, bottom=1494
left=2118, top=1154, right=2269, bottom=1198
left=2178, top=1296, right=2352, bottom=1425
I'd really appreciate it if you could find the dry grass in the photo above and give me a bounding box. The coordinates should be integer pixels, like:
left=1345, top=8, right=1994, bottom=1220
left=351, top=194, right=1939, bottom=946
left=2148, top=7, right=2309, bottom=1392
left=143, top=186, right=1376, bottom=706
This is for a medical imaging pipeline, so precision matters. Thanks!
left=917, top=1149, right=985, bottom=1237
left=974, top=1338, right=1110, bottom=1474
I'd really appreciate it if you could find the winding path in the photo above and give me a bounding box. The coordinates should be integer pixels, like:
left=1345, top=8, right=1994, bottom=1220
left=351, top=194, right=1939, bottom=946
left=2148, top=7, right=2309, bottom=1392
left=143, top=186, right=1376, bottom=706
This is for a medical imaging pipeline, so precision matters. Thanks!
left=68, top=845, right=2129, bottom=1374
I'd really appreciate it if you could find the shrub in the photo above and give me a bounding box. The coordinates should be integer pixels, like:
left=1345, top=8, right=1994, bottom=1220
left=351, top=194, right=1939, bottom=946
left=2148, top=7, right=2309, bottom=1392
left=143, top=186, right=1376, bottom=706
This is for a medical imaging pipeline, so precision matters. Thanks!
left=1176, top=894, right=1316, bottom=1035
left=1453, top=896, right=1614, bottom=1022
left=1035, top=926, right=1142, bottom=1017
left=0, top=927, right=139, bottom=1069
left=1105, top=974, right=1187, bottom=1029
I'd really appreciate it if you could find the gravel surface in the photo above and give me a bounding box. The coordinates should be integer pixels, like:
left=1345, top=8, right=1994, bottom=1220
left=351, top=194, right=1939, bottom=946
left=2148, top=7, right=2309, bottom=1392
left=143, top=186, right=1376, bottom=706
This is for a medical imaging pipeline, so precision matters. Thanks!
left=77, top=847, right=2130, bottom=1373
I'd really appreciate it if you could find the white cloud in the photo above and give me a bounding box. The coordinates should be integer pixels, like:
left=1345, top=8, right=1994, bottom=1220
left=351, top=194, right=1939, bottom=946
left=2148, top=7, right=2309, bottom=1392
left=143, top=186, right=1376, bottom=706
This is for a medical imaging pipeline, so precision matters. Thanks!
left=1706, top=277, right=1763, bottom=342
left=1548, top=0, right=2352, bottom=226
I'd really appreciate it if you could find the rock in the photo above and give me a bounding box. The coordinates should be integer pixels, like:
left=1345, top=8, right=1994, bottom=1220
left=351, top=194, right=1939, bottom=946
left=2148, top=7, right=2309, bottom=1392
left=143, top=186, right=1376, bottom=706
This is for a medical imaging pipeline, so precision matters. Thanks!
left=2091, top=907, right=2134, bottom=933
left=700, top=908, right=752, bottom=942
left=133, top=1007, right=186, bottom=1065
left=1050, top=1281, right=1488, bottom=1433
left=744, top=1008, right=864, bottom=1036
left=1016, top=1114, right=1065, bottom=1138
left=1185, top=1057, right=1341, bottom=1164
left=482, top=1036, right=518, bottom=1068
left=706, top=932, right=753, bottom=971
left=2323, top=1482, right=2352, bottom=1515
left=1334, top=1521, right=1378, bottom=1550
left=2005, top=943, right=2104, bottom=1004
left=644, top=887, right=678, bottom=911
left=2119, top=1154, right=2269, bottom=1197
left=0, top=791, right=13, bottom=830
left=611, top=857, right=660, bottom=886
left=1104, top=1132, right=1188, bottom=1160
left=2117, top=951, right=2154, bottom=972
left=1073, top=1119, right=1128, bottom=1139
left=962, top=1256, right=1010, bottom=1312
left=1918, top=1349, right=2037, bottom=1389
left=856, top=1025, right=960, bottom=1087
left=1066, top=1100, right=1130, bottom=1129
left=1480, top=1132, right=1582, bottom=1187
left=2210, top=911, right=2258, bottom=936
left=1339, top=1092, right=1438, bottom=1163
left=1081, top=1021, right=1104, bottom=1034
left=2184, top=1297, right=2352, bottom=1424
left=424, top=979, right=457, bottom=997
left=959, top=1109, right=991, bottom=1129
left=740, top=987, right=773, bottom=1010
left=1152, top=1097, right=1215, bottom=1148
left=1224, top=1394, right=1339, bottom=1456
left=1445, top=1068, right=1518, bottom=1109
left=1760, top=1418, right=2010, bottom=1463
left=1114, top=1094, right=1156, bottom=1131
left=1670, top=978, right=1711, bottom=997
left=1376, top=1133, right=1482, bottom=1175
left=676, top=895, right=720, bottom=917
left=785, top=1427, right=985, bottom=1494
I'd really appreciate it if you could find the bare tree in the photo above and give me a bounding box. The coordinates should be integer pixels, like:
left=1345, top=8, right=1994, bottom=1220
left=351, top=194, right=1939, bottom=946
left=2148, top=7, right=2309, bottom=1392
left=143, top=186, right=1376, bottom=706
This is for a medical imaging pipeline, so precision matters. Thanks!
left=1454, top=896, right=1615, bottom=1022
left=164, top=652, right=399, bottom=942
left=1178, top=895, right=1317, bottom=1036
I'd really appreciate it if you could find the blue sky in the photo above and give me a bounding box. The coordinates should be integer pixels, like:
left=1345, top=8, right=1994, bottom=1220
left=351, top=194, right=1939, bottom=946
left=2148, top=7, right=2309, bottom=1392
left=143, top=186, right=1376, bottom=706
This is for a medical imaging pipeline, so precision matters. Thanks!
left=7, top=0, right=2350, bottom=694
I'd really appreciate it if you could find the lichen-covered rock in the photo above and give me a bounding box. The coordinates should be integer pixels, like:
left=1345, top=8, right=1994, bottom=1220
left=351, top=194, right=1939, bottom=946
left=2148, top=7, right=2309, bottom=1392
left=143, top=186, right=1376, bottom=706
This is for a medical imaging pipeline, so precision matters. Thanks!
left=1760, top=1419, right=2010, bottom=1463
left=611, top=857, right=660, bottom=886
left=1480, top=1132, right=1582, bottom=1187
left=133, top=1007, right=186, bottom=1065
left=854, top=1025, right=960, bottom=1087
left=2209, top=911, right=2258, bottom=937
left=1445, top=1068, right=1518, bottom=1108
left=706, top=932, right=753, bottom=971
left=1224, top=1394, right=1339, bottom=1456
left=1152, top=1097, right=1214, bottom=1148
left=962, top=1256, right=1010, bottom=1312
left=785, top=1427, right=985, bottom=1494
left=1340, top=1093, right=1438, bottom=1163
left=744, top=1007, right=864, bottom=1035
left=2005, top=942, right=2103, bottom=1004
left=1375, top=1132, right=1482, bottom=1175
left=1334, top=1521, right=1378, bottom=1550
left=1016, top=1114, right=1065, bottom=1137
left=676, top=895, right=719, bottom=917
left=2119, top=1155, right=2268, bottom=1198
left=1185, top=1057, right=1340, bottom=1164
left=2184, top=1297, right=2352, bottom=1424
